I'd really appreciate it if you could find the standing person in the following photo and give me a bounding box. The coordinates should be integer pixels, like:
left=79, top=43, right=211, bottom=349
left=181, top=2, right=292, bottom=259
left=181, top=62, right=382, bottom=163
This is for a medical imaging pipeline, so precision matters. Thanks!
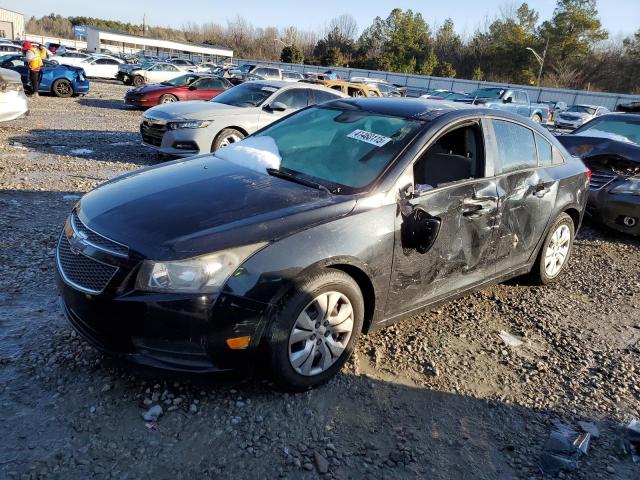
left=36, top=43, right=48, bottom=60
left=22, top=41, right=43, bottom=96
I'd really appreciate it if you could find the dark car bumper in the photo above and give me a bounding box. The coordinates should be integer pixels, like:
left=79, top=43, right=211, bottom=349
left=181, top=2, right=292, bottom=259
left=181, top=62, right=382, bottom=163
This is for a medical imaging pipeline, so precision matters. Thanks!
left=125, top=94, right=155, bottom=108
left=586, top=190, right=640, bottom=236
left=56, top=270, right=271, bottom=375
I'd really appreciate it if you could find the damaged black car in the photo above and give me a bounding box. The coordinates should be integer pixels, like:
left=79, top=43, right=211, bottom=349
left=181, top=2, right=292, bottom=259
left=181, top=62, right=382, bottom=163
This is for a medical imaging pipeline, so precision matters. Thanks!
left=557, top=113, right=640, bottom=236
left=56, top=99, right=589, bottom=390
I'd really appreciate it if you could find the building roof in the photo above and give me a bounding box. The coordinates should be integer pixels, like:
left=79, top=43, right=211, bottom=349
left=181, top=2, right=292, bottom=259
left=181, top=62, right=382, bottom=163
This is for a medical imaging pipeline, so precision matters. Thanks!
left=86, top=26, right=232, bottom=56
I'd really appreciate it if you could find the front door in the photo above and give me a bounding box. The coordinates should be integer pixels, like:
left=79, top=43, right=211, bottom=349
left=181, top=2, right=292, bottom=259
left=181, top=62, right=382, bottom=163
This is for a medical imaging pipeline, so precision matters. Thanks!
left=386, top=119, right=500, bottom=317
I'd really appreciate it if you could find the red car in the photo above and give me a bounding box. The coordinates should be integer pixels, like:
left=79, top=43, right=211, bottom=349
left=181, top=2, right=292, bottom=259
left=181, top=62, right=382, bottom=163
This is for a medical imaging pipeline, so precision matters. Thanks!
left=124, top=74, right=232, bottom=108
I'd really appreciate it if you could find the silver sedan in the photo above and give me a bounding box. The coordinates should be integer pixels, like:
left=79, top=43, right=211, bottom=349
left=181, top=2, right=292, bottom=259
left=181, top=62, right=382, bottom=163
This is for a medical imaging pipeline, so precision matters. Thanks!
left=140, top=80, right=347, bottom=156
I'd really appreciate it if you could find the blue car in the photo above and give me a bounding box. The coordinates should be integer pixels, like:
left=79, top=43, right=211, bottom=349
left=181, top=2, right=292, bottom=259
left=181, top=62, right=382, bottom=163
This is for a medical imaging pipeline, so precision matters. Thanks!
left=0, top=53, right=90, bottom=97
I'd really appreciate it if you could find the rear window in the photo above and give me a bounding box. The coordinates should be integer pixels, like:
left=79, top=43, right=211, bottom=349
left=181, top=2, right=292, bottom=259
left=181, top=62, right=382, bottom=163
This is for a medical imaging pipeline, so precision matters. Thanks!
left=492, top=119, right=537, bottom=173
left=535, top=134, right=553, bottom=166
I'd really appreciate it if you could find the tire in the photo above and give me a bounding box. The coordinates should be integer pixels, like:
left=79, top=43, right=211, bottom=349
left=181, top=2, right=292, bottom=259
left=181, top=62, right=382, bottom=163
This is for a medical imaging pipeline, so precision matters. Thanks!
left=52, top=79, right=73, bottom=98
left=530, top=212, right=575, bottom=285
left=123, top=76, right=132, bottom=86
left=132, top=75, right=145, bottom=87
left=264, top=269, right=364, bottom=391
left=532, top=114, right=542, bottom=124
left=158, top=94, right=178, bottom=104
left=211, top=128, right=245, bottom=151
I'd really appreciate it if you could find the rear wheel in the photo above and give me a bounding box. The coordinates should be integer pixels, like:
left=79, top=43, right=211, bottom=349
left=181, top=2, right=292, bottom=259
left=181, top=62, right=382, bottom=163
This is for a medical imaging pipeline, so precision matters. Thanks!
left=132, top=75, right=145, bottom=87
left=530, top=212, right=575, bottom=284
left=158, top=94, right=178, bottom=104
left=211, top=128, right=245, bottom=151
left=264, top=270, right=364, bottom=391
left=52, top=79, right=73, bottom=98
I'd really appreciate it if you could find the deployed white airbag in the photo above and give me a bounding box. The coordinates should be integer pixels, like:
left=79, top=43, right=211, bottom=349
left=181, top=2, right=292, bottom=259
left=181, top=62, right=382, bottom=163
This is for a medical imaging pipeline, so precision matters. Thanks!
left=215, top=136, right=281, bottom=173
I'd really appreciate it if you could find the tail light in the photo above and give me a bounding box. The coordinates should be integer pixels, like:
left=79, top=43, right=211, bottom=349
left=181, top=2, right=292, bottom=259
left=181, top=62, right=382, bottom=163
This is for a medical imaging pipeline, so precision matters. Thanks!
left=586, top=168, right=592, bottom=183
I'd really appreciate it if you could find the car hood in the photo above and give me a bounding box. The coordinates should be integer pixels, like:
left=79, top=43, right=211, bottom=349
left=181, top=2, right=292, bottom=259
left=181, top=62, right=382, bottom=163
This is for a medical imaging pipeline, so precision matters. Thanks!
left=144, top=101, right=248, bottom=120
left=557, top=134, right=640, bottom=163
left=131, top=83, right=183, bottom=95
left=559, top=112, right=591, bottom=120
left=77, top=156, right=355, bottom=260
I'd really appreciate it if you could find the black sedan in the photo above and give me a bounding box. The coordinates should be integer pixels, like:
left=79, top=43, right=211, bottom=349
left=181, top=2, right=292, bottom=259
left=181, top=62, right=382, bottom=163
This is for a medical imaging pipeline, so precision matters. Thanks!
left=56, top=98, right=589, bottom=390
left=557, top=113, right=640, bottom=236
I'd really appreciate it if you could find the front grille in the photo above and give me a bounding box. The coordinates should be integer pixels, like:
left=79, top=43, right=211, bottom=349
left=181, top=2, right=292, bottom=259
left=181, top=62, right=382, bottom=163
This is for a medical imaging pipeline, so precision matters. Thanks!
left=140, top=120, right=166, bottom=147
left=71, top=212, right=128, bottom=257
left=589, top=170, right=617, bottom=191
left=57, top=235, right=118, bottom=294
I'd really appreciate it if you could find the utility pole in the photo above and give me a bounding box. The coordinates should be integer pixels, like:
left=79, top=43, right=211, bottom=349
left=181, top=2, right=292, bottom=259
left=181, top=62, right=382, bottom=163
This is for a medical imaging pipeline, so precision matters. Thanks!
left=526, top=38, right=549, bottom=87
left=142, top=14, right=146, bottom=37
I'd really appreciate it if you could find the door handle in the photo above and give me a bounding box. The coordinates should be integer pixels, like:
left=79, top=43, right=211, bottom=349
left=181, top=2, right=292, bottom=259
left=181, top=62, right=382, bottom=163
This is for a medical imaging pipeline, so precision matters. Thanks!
left=461, top=197, right=497, bottom=218
left=533, top=183, right=551, bottom=198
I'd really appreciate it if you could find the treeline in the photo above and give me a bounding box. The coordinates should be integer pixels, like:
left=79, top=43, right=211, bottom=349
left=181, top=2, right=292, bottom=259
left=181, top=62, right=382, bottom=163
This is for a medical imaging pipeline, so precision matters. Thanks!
left=25, top=0, right=640, bottom=94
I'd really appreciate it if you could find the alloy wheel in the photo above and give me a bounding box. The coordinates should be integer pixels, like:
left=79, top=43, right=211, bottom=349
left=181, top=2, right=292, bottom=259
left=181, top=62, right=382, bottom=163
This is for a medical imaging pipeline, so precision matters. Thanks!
left=56, top=81, right=71, bottom=96
left=288, top=292, right=354, bottom=376
left=544, top=224, right=571, bottom=278
left=218, top=134, right=242, bottom=148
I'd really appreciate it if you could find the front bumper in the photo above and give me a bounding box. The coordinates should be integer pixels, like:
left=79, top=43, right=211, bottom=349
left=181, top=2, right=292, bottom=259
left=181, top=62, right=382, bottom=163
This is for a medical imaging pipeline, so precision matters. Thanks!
left=586, top=189, right=640, bottom=236
left=56, top=265, right=270, bottom=375
left=73, top=79, right=90, bottom=95
left=140, top=122, right=214, bottom=157
left=125, top=94, right=156, bottom=108
left=554, top=119, right=583, bottom=130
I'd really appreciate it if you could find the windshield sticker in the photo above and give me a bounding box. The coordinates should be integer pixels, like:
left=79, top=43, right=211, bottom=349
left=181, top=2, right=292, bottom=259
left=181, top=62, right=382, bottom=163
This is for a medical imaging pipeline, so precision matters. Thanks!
left=347, top=129, right=392, bottom=147
left=261, top=86, right=278, bottom=92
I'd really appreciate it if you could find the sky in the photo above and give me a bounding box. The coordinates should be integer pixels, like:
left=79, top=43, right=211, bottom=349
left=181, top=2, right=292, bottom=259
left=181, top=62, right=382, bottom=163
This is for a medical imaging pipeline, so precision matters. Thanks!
left=5, top=0, right=640, bottom=38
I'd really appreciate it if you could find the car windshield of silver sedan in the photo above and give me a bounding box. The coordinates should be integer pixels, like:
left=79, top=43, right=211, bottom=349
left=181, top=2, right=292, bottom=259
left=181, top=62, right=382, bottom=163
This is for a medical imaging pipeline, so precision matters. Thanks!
left=253, top=105, right=424, bottom=190
left=573, top=117, right=640, bottom=145
left=567, top=106, right=596, bottom=115
left=160, top=74, right=200, bottom=87
left=211, top=82, right=276, bottom=107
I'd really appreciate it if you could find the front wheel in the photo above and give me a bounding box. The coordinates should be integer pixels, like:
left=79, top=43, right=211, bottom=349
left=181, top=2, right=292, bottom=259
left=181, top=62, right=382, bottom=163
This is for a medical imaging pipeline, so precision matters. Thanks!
left=52, top=79, right=73, bottom=98
left=211, top=128, right=245, bottom=151
left=132, top=75, right=145, bottom=87
left=530, top=212, right=575, bottom=284
left=264, top=270, right=364, bottom=391
left=158, top=94, right=178, bottom=104
left=532, top=113, right=542, bottom=124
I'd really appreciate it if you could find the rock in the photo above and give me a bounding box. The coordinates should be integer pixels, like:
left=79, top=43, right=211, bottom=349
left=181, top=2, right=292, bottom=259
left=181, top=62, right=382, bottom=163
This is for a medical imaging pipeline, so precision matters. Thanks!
left=190, top=403, right=198, bottom=414
left=314, top=451, right=329, bottom=474
left=142, top=405, right=163, bottom=422
left=303, top=463, right=314, bottom=471
left=606, top=466, right=615, bottom=474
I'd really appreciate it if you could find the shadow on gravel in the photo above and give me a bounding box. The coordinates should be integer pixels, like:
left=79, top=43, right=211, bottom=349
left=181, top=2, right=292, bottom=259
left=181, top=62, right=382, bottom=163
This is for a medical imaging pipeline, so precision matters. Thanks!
left=9, top=129, right=160, bottom=165
left=78, top=97, right=139, bottom=111
left=578, top=221, right=640, bottom=247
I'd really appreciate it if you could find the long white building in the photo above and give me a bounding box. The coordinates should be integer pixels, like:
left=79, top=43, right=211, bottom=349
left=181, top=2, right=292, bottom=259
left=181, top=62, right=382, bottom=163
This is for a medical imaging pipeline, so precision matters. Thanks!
left=86, top=27, right=233, bottom=62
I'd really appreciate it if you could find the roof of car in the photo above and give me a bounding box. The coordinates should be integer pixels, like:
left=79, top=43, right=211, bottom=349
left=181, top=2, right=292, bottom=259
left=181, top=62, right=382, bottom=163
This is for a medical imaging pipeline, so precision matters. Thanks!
left=598, top=112, right=640, bottom=120
left=321, top=97, right=471, bottom=119
left=244, top=79, right=343, bottom=92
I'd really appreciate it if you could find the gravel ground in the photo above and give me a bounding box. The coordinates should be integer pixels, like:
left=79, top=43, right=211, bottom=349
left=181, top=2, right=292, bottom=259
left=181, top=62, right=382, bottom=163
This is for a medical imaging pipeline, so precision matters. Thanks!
left=1, top=82, right=639, bottom=480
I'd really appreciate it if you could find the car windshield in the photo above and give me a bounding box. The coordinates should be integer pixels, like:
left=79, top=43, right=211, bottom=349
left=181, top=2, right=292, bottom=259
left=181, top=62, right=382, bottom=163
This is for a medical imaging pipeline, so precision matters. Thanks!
left=567, top=106, right=596, bottom=115
left=252, top=105, right=424, bottom=190
left=468, top=88, right=504, bottom=99
left=211, top=82, right=278, bottom=107
left=237, top=64, right=255, bottom=73
left=160, top=74, right=200, bottom=86
left=444, top=93, right=468, bottom=100
left=0, top=53, right=18, bottom=63
left=573, top=117, right=640, bottom=145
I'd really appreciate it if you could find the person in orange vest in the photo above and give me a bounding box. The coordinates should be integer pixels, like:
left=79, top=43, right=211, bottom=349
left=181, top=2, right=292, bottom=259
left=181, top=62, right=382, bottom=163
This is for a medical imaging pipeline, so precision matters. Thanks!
left=22, top=41, right=43, bottom=97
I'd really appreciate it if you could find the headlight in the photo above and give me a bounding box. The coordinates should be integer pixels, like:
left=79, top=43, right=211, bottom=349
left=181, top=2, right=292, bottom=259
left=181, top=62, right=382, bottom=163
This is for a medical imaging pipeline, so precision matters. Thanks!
left=167, top=120, right=212, bottom=130
left=135, top=243, right=266, bottom=293
left=610, top=178, right=640, bottom=196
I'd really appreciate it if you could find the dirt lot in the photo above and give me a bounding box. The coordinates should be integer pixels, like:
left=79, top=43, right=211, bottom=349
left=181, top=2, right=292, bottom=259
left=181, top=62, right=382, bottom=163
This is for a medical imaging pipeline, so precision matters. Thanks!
left=1, top=81, right=639, bottom=480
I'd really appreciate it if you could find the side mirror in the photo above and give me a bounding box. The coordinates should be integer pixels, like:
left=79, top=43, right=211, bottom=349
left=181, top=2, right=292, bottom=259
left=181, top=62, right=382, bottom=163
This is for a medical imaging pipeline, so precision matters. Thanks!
left=267, top=101, right=287, bottom=112
left=188, top=85, right=197, bottom=90
left=503, top=96, right=512, bottom=104
left=401, top=208, right=441, bottom=254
